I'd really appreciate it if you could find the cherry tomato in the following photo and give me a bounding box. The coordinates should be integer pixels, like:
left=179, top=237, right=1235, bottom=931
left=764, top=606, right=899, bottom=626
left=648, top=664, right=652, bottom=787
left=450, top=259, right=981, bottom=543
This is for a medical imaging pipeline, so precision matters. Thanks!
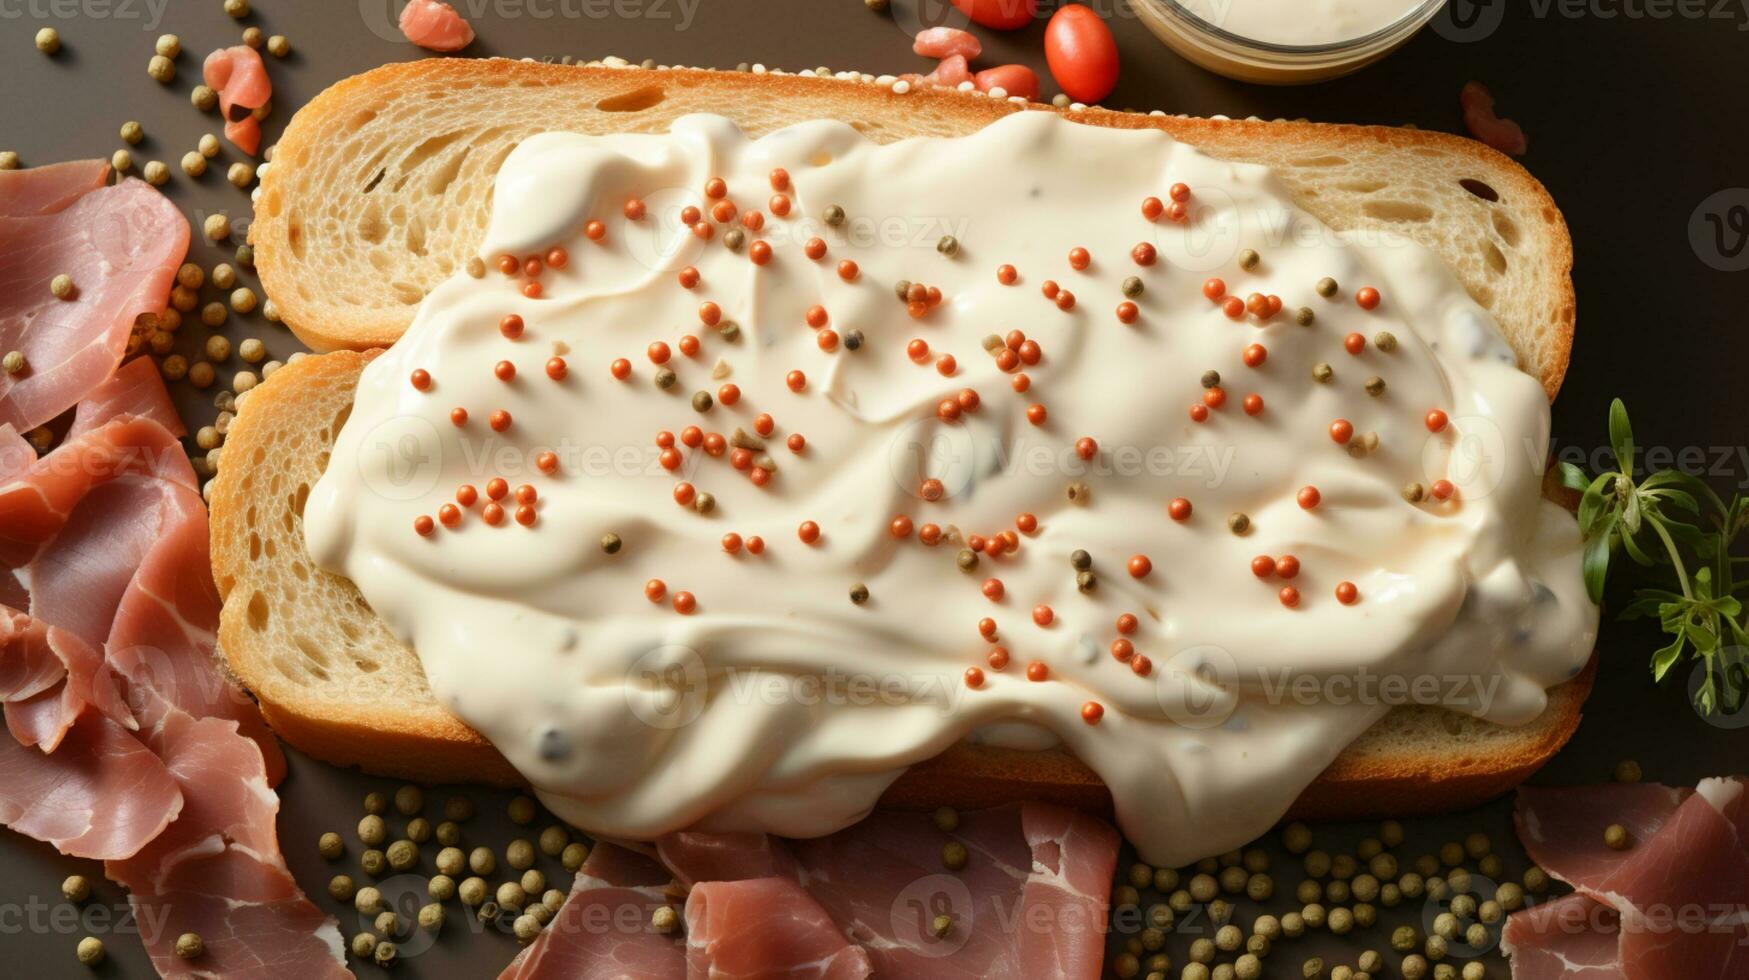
left=974, top=64, right=1040, bottom=101
left=951, top=0, right=1037, bottom=31
left=1044, top=4, right=1119, bottom=105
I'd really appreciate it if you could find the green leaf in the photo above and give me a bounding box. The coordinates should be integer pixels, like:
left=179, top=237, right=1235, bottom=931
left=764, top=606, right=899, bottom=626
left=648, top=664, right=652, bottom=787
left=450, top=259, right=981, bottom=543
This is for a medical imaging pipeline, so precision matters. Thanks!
left=1558, top=461, right=1592, bottom=493
left=1580, top=478, right=1610, bottom=535
left=1650, top=633, right=1688, bottom=681
left=1582, top=519, right=1614, bottom=604
left=1621, top=523, right=1659, bottom=566
left=1609, top=398, right=1635, bottom=474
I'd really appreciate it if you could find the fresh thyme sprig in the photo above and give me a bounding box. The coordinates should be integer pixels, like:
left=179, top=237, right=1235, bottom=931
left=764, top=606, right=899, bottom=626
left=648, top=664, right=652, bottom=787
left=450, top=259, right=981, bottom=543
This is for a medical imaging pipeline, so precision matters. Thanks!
left=1559, top=399, right=1749, bottom=715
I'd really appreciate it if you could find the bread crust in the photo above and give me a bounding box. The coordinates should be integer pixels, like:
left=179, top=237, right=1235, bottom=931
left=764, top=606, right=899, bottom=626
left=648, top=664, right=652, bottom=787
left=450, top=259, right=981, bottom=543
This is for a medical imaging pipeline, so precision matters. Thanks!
left=227, top=59, right=1589, bottom=819
left=254, top=60, right=1574, bottom=398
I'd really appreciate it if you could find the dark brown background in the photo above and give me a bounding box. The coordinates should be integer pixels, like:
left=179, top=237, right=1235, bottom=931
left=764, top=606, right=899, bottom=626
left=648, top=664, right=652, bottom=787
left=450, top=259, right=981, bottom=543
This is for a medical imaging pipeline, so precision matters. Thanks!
left=3, top=0, right=1747, bottom=976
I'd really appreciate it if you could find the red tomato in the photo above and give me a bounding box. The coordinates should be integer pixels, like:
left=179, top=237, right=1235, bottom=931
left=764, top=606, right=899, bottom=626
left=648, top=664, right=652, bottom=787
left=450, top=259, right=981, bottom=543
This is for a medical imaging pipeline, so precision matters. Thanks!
left=1045, top=4, right=1119, bottom=104
left=974, top=64, right=1040, bottom=101
left=951, top=0, right=1037, bottom=30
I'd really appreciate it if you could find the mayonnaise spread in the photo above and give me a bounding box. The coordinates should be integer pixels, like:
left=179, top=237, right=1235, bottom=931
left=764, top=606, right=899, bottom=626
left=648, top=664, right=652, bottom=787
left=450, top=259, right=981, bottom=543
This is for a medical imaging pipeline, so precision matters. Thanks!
left=305, top=111, right=1597, bottom=866
left=1174, top=0, right=1427, bottom=47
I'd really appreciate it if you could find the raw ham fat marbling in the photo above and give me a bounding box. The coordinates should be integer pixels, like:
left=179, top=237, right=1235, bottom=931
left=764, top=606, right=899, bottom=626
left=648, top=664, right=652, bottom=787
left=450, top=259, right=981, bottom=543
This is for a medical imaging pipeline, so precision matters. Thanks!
left=68, top=356, right=186, bottom=439
left=0, top=169, right=187, bottom=432
left=685, top=877, right=874, bottom=979
left=500, top=843, right=686, bottom=980
left=1507, top=777, right=1749, bottom=980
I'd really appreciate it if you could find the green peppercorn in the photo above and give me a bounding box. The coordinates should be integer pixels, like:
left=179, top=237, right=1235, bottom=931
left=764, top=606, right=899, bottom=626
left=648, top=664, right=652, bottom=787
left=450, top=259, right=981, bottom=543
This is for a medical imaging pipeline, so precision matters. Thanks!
left=1228, top=513, right=1250, bottom=534
left=692, top=390, right=713, bottom=412
left=849, top=583, right=870, bottom=604
left=1313, top=361, right=1334, bottom=383
left=1316, top=277, right=1338, bottom=298
left=1296, top=307, right=1315, bottom=326
left=1122, top=276, right=1143, bottom=298
left=601, top=533, right=622, bottom=555
left=942, top=841, right=968, bottom=870
left=1604, top=824, right=1632, bottom=850
left=822, top=205, right=845, bottom=227
left=937, top=235, right=959, bottom=257
left=1365, top=376, right=1386, bottom=397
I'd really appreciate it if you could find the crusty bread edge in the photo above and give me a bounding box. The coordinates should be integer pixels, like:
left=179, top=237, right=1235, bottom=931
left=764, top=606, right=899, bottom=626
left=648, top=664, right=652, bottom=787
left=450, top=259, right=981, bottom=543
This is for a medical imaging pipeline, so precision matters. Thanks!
left=254, top=59, right=1574, bottom=400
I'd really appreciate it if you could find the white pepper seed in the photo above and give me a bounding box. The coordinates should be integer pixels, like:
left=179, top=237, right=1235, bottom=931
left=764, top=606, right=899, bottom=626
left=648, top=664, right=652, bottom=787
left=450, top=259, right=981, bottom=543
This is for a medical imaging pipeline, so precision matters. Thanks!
left=148, top=55, right=174, bottom=82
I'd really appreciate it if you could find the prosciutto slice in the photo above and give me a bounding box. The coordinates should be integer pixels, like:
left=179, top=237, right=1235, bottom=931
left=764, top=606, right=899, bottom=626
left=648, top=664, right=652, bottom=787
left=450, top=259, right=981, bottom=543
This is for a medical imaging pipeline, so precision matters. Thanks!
left=658, top=803, right=1119, bottom=979
left=400, top=0, right=476, bottom=51
left=0, top=608, right=132, bottom=750
left=202, top=47, right=272, bottom=156
left=0, top=706, right=181, bottom=860
left=1508, top=777, right=1749, bottom=980
left=685, top=877, right=874, bottom=979
left=106, top=691, right=349, bottom=980
left=1501, top=894, right=1625, bottom=980
left=0, top=415, right=284, bottom=783
left=0, top=172, right=187, bottom=432
left=67, top=355, right=185, bottom=439
left=0, top=159, right=108, bottom=216
left=500, top=843, right=687, bottom=980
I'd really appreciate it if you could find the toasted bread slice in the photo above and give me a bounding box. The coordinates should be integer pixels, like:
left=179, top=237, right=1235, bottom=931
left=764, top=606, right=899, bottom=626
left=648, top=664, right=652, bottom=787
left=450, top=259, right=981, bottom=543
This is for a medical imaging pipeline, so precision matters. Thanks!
left=251, top=60, right=1573, bottom=398
left=211, top=350, right=1594, bottom=811
left=222, top=60, right=1590, bottom=813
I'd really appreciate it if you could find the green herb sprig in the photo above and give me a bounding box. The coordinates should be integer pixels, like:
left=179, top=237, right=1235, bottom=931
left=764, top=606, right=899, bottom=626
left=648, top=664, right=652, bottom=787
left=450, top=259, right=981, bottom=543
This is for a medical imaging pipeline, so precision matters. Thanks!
left=1560, top=400, right=1749, bottom=714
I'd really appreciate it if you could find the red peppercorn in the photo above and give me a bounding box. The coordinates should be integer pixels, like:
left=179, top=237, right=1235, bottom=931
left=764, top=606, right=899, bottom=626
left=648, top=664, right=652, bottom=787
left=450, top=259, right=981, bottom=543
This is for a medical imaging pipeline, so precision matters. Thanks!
left=804, top=237, right=826, bottom=261
left=890, top=516, right=913, bottom=538
left=1141, top=196, right=1164, bottom=220
left=1111, top=638, right=1134, bottom=662
left=1055, top=290, right=1075, bottom=311
left=648, top=341, right=671, bottom=364
left=922, top=524, right=944, bottom=546
left=1425, top=409, right=1449, bottom=432
left=1344, top=332, right=1366, bottom=355
left=837, top=259, right=859, bottom=281
left=499, top=314, right=524, bottom=339
left=486, top=478, right=509, bottom=500
left=753, top=413, right=774, bottom=436
left=703, top=432, right=726, bottom=456
left=1203, top=277, right=1226, bottom=301
left=610, top=358, right=631, bottom=380
left=456, top=485, right=478, bottom=506
left=936, top=354, right=957, bottom=377
left=1128, top=555, right=1152, bottom=578
left=497, top=254, right=518, bottom=275
left=1032, top=605, right=1054, bottom=627
left=1330, top=419, right=1354, bottom=443
left=546, top=247, right=569, bottom=269
left=964, top=666, right=985, bottom=689
left=645, top=579, right=666, bottom=602
left=817, top=329, right=839, bottom=352
left=1279, top=586, right=1300, bottom=607
left=997, top=264, right=1018, bottom=284
left=1251, top=556, right=1275, bottom=578
left=1132, top=655, right=1153, bottom=676
left=1356, top=286, right=1381, bottom=310
left=1432, top=479, right=1456, bottom=500
left=1116, top=301, right=1138, bottom=323
left=769, top=194, right=791, bottom=216
left=545, top=357, right=567, bottom=381
left=1131, top=242, right=1157, bottom=266
left=1168, top=498, right=1192, bottom=521
left=438, top=504, right=461, bottom=527
left=1204, top=386, right=1227, bottom=408
left=1075, top=437, right=1097, bottom=460
left=798, top=520, right=820, bottom=544
left=717, top=384, right=740, bottom=406
left=678, top=334, right=701, bottom=357
left=786, top=370, right=806, bottom=392
left=1026, top=403, right=1047, bottom=426
left=920, top=478, right=944, bottom=501
left=908, top=339, right=930, bottom=363
left=1015, top=512, right=1038, bottom=533
left=749, top=240, right=773, bottom=265
left=1242, top=344, right=1267, bottom=368
left=958, top=388, right=980, bottom=412
left=673, top=483, right=695, bottom=506
left=769, top=168, right=789, bottom=191
left=787, top=433, right=805, bottom=453
left=746, top=536, right=765, bottom=554
left=1011, top=373, right=1031, bottom=393
left=1169, top=182, right=1191, bottom=203
left=449, top=407, right=468, bottom=427
left=515, top=504, right=537, bottom=526
left=982, top=578, right=1004, bottom=601
left=489, top=409, right=512, bottom=432
left=1297, top=485, right=1322, bottom=509
left=1223, top=296, right=1246, bottom=319
left=1275, top=555, right=1301, bottom=579
left=414, top=515, right=435, bottom=536
left=1242, top=394, right=1264, bottom=416
left=410, top=369, right=431, bottom=391
left=1117, top=613, right=1138, bottom=634
left=722, top=533, right=743, bottom=553
left=1068, top=246, right=1090, bottom=270
left=494, top=360, right=516, bottom=382
left=536, top=452, right=559, bottom=474
left=1189, top=403, right=1209, bottom=422
left=987, top=646, right=1010, bottom=670
left=624, top=198, right=646, bottom=220
left=1041, top=280, right=1060, bottom=300
left=1335, top=581, right=1359, bottom=604
left=1026, top=660, right=1049, bottom=681
left=523, top=256, right=543, bottom=279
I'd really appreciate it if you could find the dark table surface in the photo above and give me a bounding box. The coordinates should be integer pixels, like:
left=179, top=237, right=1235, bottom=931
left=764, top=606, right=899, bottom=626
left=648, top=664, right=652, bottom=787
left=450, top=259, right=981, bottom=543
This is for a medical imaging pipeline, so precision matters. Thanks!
left=3, top=1, right=1747, bottom=977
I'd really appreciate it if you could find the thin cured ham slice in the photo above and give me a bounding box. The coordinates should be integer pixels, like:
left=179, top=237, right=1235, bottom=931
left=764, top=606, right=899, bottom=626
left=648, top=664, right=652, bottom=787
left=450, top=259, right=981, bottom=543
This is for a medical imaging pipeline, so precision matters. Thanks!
left=1501, top=894, right=1625, bottom=980
left=1509, top=778, right=1749, bottom=980
left=0, top=608, right=132, bottom=751
left=0, top=416, right=285, bottom=783
left=685, top=877, right=874, bottom=979
left=0, top=174, right=187, bottom=433
left=67, top=356, right=185, bottom=439
left=657, top=804, right=1119, bottom=980
left=1515, top=783, right=1691, bottom=897
left=500, top=843, right=686, bottom=980
left=0, top=160, right=108, bottom=217
left=106, top=694, right=349, bottom=980
left=202, top=47, right=273, bottom=156
left=400, top=0, right=476, bottom=51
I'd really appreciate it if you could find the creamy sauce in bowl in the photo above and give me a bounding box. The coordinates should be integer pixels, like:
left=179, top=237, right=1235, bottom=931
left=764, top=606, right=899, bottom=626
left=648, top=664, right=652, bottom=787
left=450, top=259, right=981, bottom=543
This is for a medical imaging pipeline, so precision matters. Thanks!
left=1175, top=0, right=1428, bottom=47
left=305, top=112, right=1596, bottom=867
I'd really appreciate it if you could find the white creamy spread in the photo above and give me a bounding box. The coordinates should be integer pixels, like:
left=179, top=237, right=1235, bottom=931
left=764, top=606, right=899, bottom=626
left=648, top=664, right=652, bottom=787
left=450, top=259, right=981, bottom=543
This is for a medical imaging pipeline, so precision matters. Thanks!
left=1175, top=0, right=1424, bottom=47
left=305, top=111, right=1597, bottom=866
